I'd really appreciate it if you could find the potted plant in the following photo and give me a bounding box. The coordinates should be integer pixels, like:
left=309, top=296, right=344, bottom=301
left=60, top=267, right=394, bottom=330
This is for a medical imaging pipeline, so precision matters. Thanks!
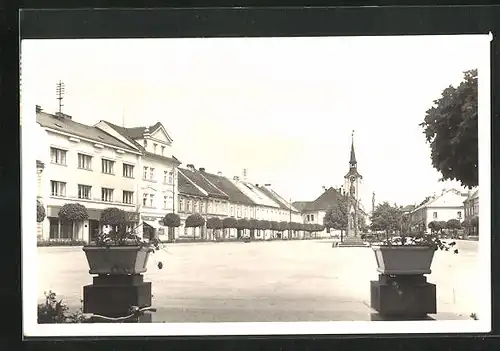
left=82, top=207, right=163, bottom=275
left=371, top=204, right=458, bottom=275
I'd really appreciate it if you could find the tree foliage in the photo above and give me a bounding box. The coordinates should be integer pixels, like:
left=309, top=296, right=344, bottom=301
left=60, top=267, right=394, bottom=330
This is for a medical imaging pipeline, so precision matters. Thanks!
left=323, top=195, right=349, bottom=231
left=420, top=69, right=478, bottom=188
left=236, top=218, right=250, bottom=230
left=206, top=217, right=223, bottom=230
left=260, top=220, right=271, bottom=230
left=279, top=221, right=289, bottom=231
left=223, top=217, right=238, bottom=229
left=446, top=219, right=461, bottom=230
left=100, top=207, right=126, bottom=226
left=58, top=203, right=89, bottom=221
left=185, top=213, right=205, bottom=228
left=37, top=200, right=46, bottom=223
left=163, top=213, right=181, bottom=228
left=249, top=218, right=259, bottom=230
left=369, top=202, right=402, bottom=233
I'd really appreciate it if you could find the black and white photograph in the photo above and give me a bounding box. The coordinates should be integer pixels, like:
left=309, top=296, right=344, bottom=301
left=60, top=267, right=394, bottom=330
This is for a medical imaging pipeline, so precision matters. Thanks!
left=21, top=33, right=490, bottom=336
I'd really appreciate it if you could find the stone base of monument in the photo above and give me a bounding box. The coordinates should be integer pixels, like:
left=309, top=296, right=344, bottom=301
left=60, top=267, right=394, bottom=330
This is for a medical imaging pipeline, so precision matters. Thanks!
left=83, top=274, right=152, bottom=323
left=337, top=236, right=369, bottom=247
left=370, top=274, right=436, bottom=319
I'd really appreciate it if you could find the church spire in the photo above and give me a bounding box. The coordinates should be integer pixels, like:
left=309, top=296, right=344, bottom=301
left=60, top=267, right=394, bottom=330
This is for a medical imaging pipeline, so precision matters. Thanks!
left=349, top=130, right=357, bottom=167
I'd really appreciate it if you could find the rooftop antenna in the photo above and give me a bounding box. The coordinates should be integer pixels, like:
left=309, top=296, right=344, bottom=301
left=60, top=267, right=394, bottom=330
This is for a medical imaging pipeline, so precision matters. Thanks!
left=56, top=80, right=65, bottom=113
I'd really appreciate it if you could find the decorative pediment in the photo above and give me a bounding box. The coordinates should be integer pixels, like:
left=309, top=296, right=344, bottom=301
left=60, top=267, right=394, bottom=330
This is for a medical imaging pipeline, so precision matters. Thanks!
left=140, top=185, right=158, bottom=192
left=150, top=124, right=173, bottom=145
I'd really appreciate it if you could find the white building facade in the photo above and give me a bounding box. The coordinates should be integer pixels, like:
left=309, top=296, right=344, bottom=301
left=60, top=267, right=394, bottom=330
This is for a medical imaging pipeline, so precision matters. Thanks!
left=37, top=111, right=142, bottom=242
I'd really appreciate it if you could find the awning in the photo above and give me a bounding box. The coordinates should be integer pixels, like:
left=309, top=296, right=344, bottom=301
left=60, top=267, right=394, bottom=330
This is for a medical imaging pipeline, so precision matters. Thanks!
left=143, top=220, right=163, bottom=229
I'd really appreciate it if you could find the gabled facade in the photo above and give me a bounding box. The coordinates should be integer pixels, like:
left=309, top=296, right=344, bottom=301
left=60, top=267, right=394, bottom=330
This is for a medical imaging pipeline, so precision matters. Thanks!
left=95, top=121, right=181, bottom=240
left=464, top=188, right=479, bottom=220
left=410, top=189, right=468, bottom=232
left=37, top=110, right=142, bottom=242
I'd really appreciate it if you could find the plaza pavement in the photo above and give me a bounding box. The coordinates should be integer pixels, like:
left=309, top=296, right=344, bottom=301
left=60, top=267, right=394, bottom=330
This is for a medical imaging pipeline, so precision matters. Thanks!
left=36, top=239, right=479, bottom=322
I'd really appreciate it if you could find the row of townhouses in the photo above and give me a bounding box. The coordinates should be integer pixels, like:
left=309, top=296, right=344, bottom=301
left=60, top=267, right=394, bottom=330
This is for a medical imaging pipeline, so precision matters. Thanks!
left=35, top=107, right=304, bottom=243
left=408, top=187, right=479, bottom=233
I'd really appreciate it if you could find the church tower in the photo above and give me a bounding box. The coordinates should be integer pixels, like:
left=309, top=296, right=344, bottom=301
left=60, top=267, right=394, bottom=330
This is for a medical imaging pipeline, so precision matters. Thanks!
left=344, top=131, right=363, bottom=237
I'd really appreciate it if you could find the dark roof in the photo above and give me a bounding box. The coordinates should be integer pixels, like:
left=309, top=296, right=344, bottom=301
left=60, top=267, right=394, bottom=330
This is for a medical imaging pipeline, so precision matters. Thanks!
left=292, top=201, right=310, bottom=212
left=350, top=139, right=357, bottom=165
left=257, top=186, right=289, bottom=210
left=296, top=187, right=343, bottom=212
left=104, top=121, right=181, bottom=164
left=202, top=171, right=255, bottom=205
left=180, top=168, right=229, bottom=199
left=37, top=112, right=137, bottom=151
left=177, top=172, right=206, bottom=197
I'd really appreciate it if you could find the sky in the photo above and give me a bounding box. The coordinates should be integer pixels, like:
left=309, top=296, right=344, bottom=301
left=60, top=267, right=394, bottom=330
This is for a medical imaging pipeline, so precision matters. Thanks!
left=21, top=35, right=488, bottom=210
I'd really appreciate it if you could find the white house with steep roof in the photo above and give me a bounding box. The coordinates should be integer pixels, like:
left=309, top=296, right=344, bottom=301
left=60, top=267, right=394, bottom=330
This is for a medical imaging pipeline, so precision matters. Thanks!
left=95, top=121, right=181, bottom=240
left=37, top=109, right=142, bottom=243
left=410, top=188, right=468, bottom=232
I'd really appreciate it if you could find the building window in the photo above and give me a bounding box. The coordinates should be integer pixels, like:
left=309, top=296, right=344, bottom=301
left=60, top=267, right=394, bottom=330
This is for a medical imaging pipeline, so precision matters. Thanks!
left=215, top=202, right=219, bottom=214
left=457, top=211, right=462, bottom=219
left=208, top=202, right=213, bottom=213
left=50, top=147, right=67, bottom=165
left=101, top=159, right=115, bottom=174
left=187, top=200, right=192, bottom=212
left=163, top=196, right=168, bottom=209
left=144, top=140, right=147, bottom=148
left=123, top=164, right=134, bottom=178
left=179, top=198, right=184, bottom=212
left=311, top=214, right=315, bottom=221
left=163, top=171, right=168, bottom=184
left=194, top=200, right=199, bottom=213
left=433, top=212, right=438, bottom=219
left=149, top=194, right=154, bottom=208
left=123, top=191, right=134, bottom=204
left=77, top=153, right=92, bottom=170
left=49, top=217, right=74, bottom=240
left=153, top=143, right=157, bottom=154
left=168, top=171, right=173, bottom=184
left=78, top=184, right=91, bottom=200
left=201, top=201, right=205, bottom=213
left=142, top=193, right=148, bottom=206
left=101, top=188, right=114, bottom=202
left=51, top=181, right=66, bottom=197
left=150, top=168, right=155, bottom=181
left=161, top=146, right=165, bottom=155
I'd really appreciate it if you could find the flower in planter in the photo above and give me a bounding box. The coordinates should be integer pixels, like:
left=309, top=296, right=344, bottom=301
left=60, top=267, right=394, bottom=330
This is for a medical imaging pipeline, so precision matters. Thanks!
left=58, top=203, right=89, bottom=222
left=37, top=200, right=46, bottom=223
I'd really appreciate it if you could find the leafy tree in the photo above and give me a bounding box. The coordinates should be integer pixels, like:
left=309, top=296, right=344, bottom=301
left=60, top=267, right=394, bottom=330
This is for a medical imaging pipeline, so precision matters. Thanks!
left=279, top=221, right=289, bottom=239
left=185, top=214, right=205, bottom=239
left=59, top=203, right=89, bottom=221
left=323, top=195, right=349, bottom=240
left=270, top=221, right=279, bottom=239
left=420, top=69, right=478, bottom=188
left=370, top=202, right=402, bottom=240
left=37, top=200, right=46, bottom=223
left=249, top=218, right=259, bottom=239
left=207, top=217, right=223, bottom=239
left=446, top=218, right=462, bottom=237
left=222, top=217, right=238, bottom=239
left=236, top=218, right=250, bottom=238
left=163, top=213, right=181, bottom=240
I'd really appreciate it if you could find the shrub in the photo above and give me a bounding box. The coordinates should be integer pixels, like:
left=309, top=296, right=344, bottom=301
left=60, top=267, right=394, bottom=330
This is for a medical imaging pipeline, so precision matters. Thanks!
left=207, top=217, right=223, bottom=230
left=58, top=203, right=89, bottom=221
left=270, top=221, right=279, bottom=231
left=236, top=218, right=250, bottom=230
left=185, top=213, right=205, bottom=228
left=37, top=239, right=87, bottom=247
left=223, top=217, right=238, bottom=229
left=163, top=213, right=181, bottom=228
left=100, top=207, right=126, bottom=226
left=38, top=291, right=85, bottom=323
left=37, top=200, right=46, bottom=223
left=279, top=221, right=289, bottom=231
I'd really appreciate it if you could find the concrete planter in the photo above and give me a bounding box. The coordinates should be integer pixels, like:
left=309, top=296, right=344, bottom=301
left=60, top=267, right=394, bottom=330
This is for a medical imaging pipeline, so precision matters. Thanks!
left=82, top=246, right=153, bottom=275
left=372, top=245, right=436, bottom=275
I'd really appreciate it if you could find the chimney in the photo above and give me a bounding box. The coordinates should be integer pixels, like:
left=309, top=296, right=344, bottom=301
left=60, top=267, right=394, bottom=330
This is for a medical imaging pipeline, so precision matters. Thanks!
left=255, top=184, right=259, bottom=187
left=199, top=167, right=205, bottom=172
left=36, top=105, right=42, bottom=113
left=186, top=164, right=195, bottom=170
left=217, top=171, right=222, bottom=176
left=233, top=176, right=240, bottom=181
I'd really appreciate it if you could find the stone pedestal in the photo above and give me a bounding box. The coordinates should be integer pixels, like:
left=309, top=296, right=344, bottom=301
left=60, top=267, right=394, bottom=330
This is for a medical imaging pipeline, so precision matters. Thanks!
left=370, top=274, right=436, bottom=318
left=337, top=236, right=368, bottom=247
left=83, top=274, right=152, bottom=323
